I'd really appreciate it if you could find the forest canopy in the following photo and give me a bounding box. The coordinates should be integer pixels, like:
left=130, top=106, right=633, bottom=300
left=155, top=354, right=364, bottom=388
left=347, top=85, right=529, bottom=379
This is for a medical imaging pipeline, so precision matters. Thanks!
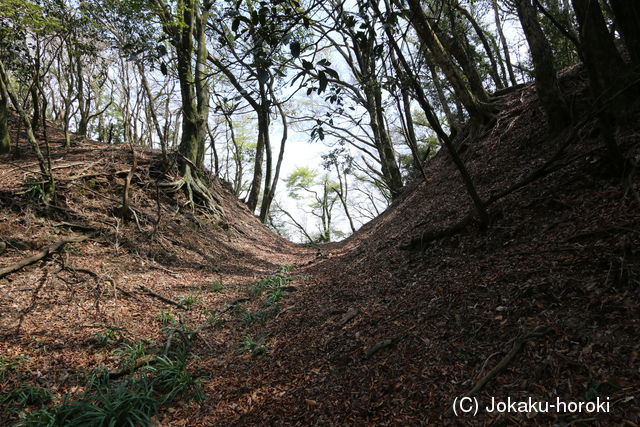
left=1, top=0, right=638, bottom=241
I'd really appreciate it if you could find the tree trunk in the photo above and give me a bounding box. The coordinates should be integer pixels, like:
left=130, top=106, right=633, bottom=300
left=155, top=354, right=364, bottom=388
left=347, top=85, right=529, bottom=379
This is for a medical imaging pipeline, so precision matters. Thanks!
left=259, top=94, right=288, bottom=223
left=454, top=2, right=504, bottom=89
left=0, top=88, right=9, bottom=154
left=404, top=0, right=492, bottom=125
left=0, top=58, right=54, bottom=202
left=572, top=0, right=628, bottom=173
left=247, top=108, right=266, bottom=212
left=436, top=20, right=488, bottom=102
left=348, top=14, right=404, bottom=198
left=76, top=56, right=89, bottom=137
left=424, top=54, right=459, bottom=131
left=608, top=0, right=640, bottom=69
left=376, top=0, right=489, bottom=225
left=138, top=62, right=167, bottom=160
left=491, top=0, right=518, bottom=86
left=571, top=0, right=627, bottom=93
left=516, top=0, right=570, bottom=130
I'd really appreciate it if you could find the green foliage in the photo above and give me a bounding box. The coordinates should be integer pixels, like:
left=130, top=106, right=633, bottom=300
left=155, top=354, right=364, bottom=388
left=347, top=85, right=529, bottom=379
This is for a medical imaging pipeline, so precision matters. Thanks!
left=179, top=294, right=200, bottom=308
left=279, top=265, right=293, bottom=274
left=240, top=335, right=267, bottom=356
left=18, top=344, right=203, bottom=426
left=203, top=310, right=221, bottom=328
left=93, top=328, right=117, bottom=347
left=0, top=354, right=28, bottom=380
left=22, top=176, right=45, bottom=203
left=266, top=287, right=284, bottom=304
left=114, top=341, right=148, bottom=373
left=20, top=380, right=158, bottom=427
left=157, top=311, right=176, bottom=325
left=146, top=356, right=204, bottom=404
left=208, top=280, right=225, bottom=293
left=241, top=308, right=267, bottom=326
left=285, top=166, right=317, bottom=199
left=0, top=385, right=51, bottom=407
left=248, top=274, right=292, bottom=298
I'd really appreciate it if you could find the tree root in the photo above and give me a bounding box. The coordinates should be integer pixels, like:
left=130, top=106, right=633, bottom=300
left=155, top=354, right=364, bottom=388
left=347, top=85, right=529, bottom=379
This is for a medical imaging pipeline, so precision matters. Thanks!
left=0, top=235, right=88, bottom=279
left=138, top=285, right=188, bottom=310
left=160, top=165, right=225, bottom=219
left=444, top=325, right=552, bottom=417
left=399, top=213, right=475, bottom=251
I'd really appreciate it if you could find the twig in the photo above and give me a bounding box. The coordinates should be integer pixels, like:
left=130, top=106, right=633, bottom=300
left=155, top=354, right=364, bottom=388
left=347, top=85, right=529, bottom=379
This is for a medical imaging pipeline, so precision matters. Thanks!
left=0, top=235, right=88, bottom=279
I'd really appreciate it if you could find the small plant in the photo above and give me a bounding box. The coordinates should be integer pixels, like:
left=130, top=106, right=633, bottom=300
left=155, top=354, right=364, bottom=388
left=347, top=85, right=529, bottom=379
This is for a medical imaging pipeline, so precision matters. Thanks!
left=241, top=309, right=266, bottom=326
left=114, top=341, right=148, bottom=373
left=179, top=294, right=200, bottom=308
left=0, top=354, right=27, bottom=380
left=18, top=331, right=204, bottom=426
left=208, top=280, right=224, bottom=293
left=94, top=328, right=117, bottom=347
left=240, top=335, right=267, bottom=356
left=0, top=385, right=52, bottom=407
left=157, top=311, right=176, bottom=325
left=23, top=176, right=45, bottom=203
left=86, top=178, right=99, bottom=189
left=248, top=274, right=291, bottom=298
left=54, top=380, right=157, bottom=427
left=146, top=356, right=204, bottom=403
left=279, top=265, right=294, bottom=274
left=203, top=311, right=221, bottom=328
left=266, top=287, right=284, bottom=304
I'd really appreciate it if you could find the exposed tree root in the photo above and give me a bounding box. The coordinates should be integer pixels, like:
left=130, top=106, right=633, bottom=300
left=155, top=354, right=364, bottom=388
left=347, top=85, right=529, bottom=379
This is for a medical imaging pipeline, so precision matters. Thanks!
left=138, top=285, right=188, bottom=310
left=161, top=163, right=225, bottom=219
left=399, top=213, right=476, bottom=251
left=444, top=326, right=552, bottom=417
left=0, top=235, right=88, bottom=279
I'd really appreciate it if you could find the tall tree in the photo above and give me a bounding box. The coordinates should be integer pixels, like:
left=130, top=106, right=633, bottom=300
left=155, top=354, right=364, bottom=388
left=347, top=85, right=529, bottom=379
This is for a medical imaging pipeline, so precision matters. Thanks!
left=608, top=0, right=640, bottom=69
left=152, top=0, right=219, bottom=210
left=516, top=0, right=570, bottom=130
left=402, top=0, right=493, bottom=125
left=0, top=74, right=10, bottom=154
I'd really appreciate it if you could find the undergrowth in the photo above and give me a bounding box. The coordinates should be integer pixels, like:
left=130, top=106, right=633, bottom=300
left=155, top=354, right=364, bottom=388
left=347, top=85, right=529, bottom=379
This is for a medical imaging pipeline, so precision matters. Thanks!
left=3, top=328, right=203, bottom=427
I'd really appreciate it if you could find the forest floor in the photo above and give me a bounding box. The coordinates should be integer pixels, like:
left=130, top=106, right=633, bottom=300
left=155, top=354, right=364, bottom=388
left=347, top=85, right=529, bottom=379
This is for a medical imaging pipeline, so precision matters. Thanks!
left=1, top=64, right=640, bottom=426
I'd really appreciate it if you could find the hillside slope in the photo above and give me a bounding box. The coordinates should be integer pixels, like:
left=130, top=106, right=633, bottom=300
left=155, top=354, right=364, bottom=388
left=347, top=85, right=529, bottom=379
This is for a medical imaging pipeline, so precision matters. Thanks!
left=1, top=64, right=639, bottom=426
left=0, top=125, right=314, bottom=424
left=192, top=65, right=640, bottom=424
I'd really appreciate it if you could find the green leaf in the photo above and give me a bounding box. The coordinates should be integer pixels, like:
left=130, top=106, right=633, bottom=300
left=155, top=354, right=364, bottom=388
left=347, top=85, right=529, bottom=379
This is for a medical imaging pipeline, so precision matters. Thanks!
left=290, top=40, right=301, bottom=58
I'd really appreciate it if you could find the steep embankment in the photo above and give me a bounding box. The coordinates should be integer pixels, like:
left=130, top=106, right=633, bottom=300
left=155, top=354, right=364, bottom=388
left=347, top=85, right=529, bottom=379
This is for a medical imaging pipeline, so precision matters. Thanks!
left=193, top=65, right=640, bottom=424
left=1, top=63, right=639, bottom=426
left=0, top=122, right=314, bottom=424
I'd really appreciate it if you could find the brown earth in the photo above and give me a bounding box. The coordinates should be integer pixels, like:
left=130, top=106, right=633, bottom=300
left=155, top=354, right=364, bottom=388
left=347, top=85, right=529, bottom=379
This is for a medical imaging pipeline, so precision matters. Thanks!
left=1, top=64, right=640, bottom=426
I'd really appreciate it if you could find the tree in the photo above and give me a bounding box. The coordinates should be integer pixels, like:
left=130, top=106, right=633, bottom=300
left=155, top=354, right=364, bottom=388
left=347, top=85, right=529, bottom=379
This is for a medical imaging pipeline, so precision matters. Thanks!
left=151, top=0, right=219, bottom=211
left=516, top=0, right=570, bottom=130
left=401, top=0, right=493, bottom=125
left=285, top=166, right=341, bottom=243
left=0, top=81, right=8, bottom=154
left=608, top=0, right=640, bottom=70
left=207, top=0, right=309, bottom=221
